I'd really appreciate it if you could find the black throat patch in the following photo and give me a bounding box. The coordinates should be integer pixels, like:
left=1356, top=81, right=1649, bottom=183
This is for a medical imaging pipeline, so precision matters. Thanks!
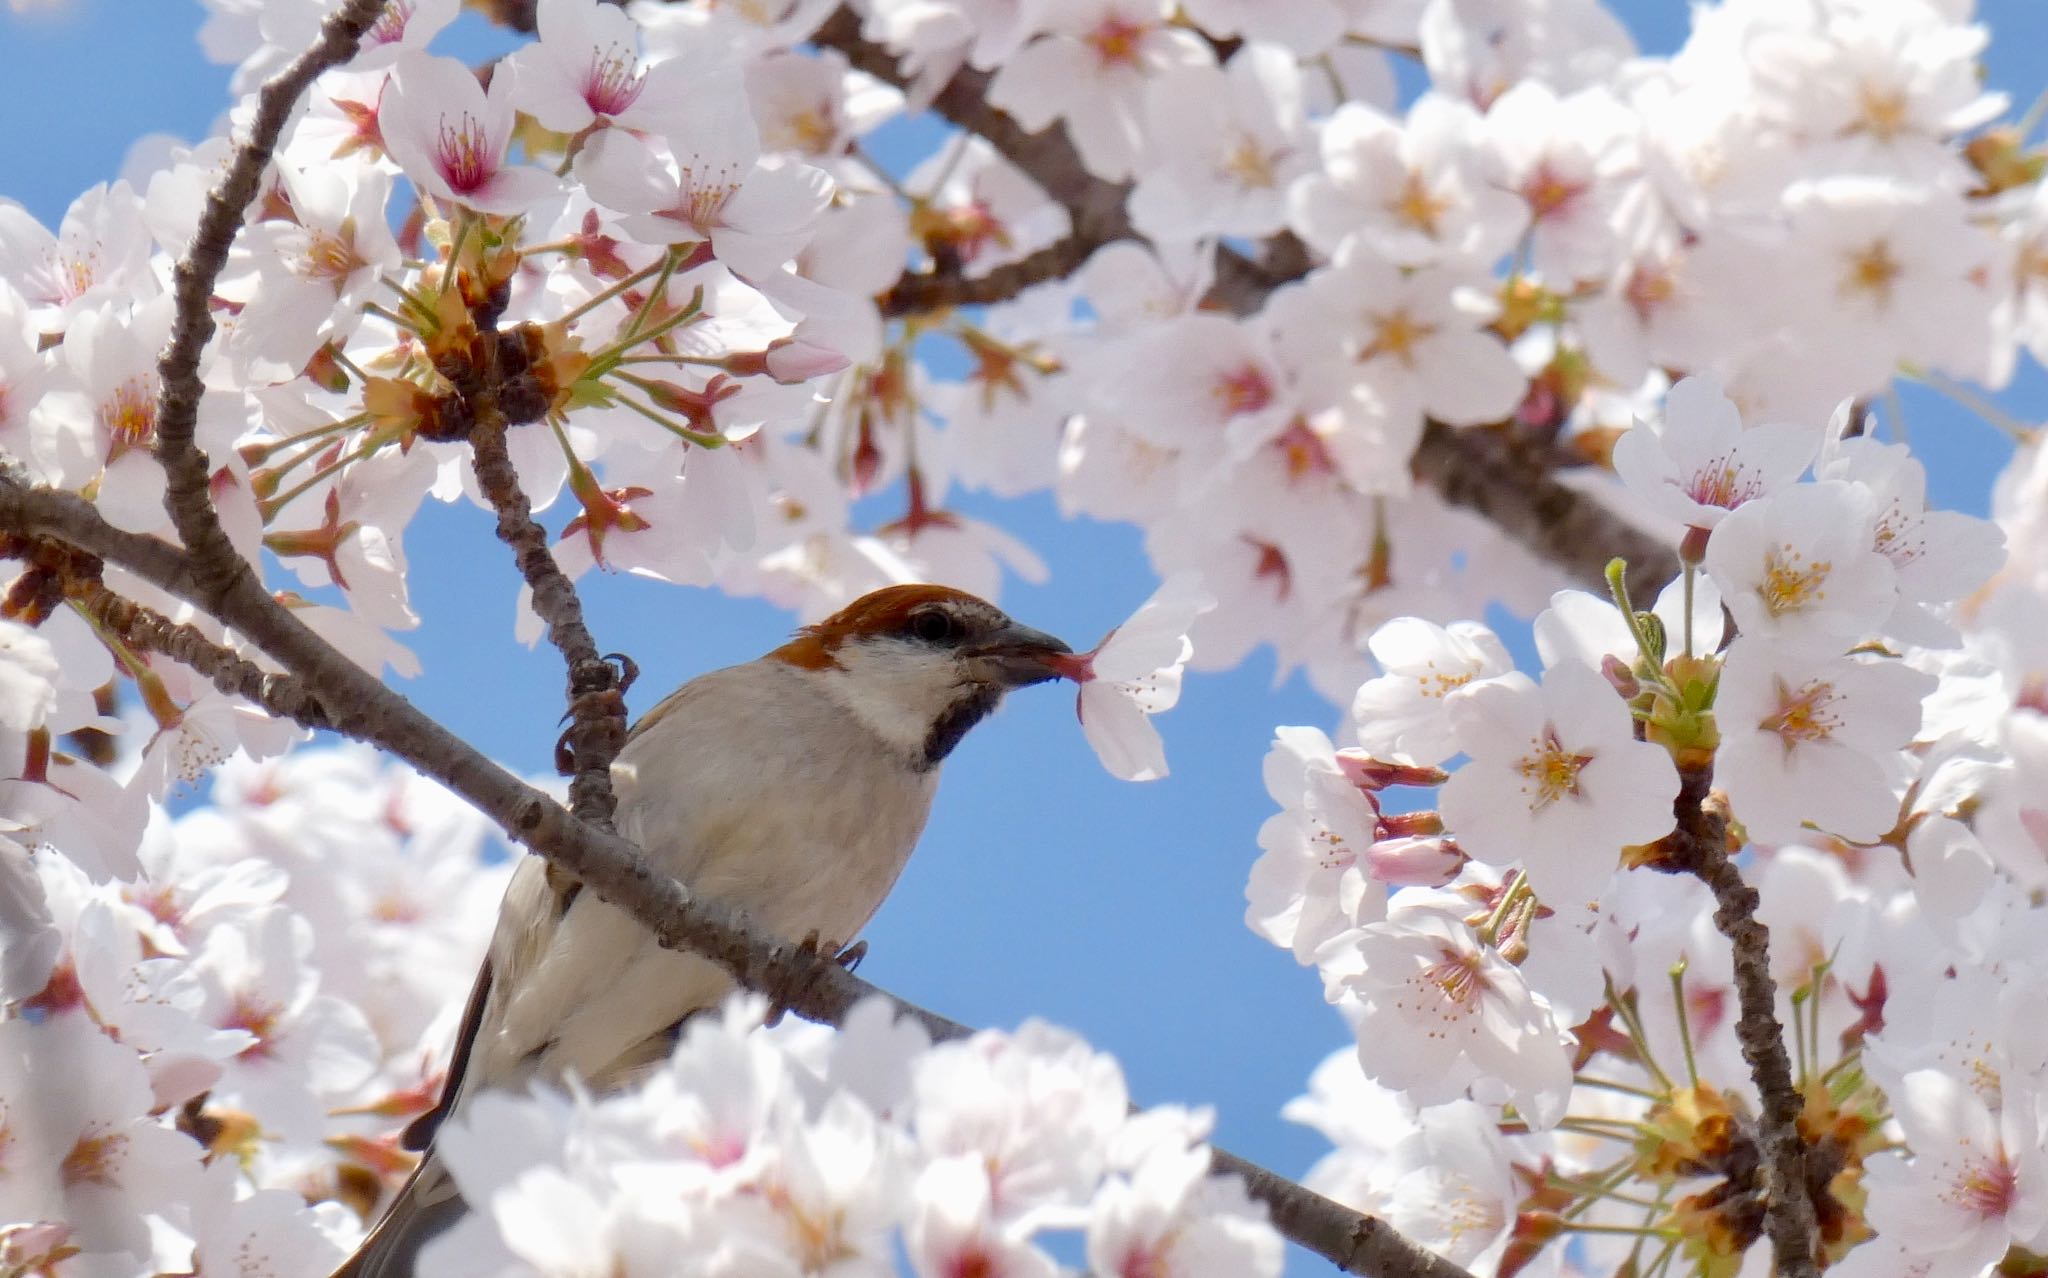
left=921, top=683, right=1005, bottom=769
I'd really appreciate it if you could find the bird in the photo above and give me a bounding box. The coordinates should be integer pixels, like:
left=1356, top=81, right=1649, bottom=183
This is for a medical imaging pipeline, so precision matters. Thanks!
left=332, top=583, right=1073, bottom=1277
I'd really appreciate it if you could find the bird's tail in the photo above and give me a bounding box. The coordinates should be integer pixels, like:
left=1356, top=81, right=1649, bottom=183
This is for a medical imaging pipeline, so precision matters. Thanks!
left=329, top=1150, right=467, bottom=1278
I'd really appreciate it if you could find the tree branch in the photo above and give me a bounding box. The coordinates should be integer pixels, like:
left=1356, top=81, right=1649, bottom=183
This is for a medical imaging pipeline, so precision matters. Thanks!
left=151, top=0, right=388, bottom=612
left=1411, top=422, right=1681, bottom=589
left=880, top=235, right=1096, bottom=317
left=69, top=578, right=333, bottom=731
left=465, top=340, right=629, bottom=831
left=1662, top=764, right=1819, bottom=1278
left=0, top=473, right=1472, bottom=1278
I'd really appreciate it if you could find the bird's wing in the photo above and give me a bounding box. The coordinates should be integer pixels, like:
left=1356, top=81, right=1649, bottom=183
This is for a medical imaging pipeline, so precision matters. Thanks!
left=461, top=662, right=938, bottom=1094
left=398, top=956, right=491, bottom=1153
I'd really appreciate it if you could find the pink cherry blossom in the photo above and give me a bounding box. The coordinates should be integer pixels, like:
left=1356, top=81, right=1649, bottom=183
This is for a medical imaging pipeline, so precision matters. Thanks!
left=1053, top=573, right=1216, bottom=782
left=378, top=54, right=562, bottom=215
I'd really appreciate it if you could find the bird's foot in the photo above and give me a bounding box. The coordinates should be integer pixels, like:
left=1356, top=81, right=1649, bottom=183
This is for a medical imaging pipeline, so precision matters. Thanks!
left=834, top=938, right=868, bottom=973
left=765, top=931, right=865, bottom=1027
left=554, top=655, right=637, bottom=776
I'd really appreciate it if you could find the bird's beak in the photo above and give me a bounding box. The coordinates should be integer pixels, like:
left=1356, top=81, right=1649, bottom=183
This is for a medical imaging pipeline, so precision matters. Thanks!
left=973, top=622, right=1076, bottom=688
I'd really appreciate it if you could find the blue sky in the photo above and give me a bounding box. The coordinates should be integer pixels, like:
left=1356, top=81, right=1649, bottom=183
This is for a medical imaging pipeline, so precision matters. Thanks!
left=2, top=3, right=2042, bottom=1271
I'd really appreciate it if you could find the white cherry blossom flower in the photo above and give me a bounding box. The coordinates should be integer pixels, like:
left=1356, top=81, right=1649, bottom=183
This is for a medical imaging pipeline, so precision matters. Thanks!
left=1484, top=80, right=1638, bottom=284
left=1703, top=480, right=1898, bottom=655
left=984, top=0, right=1211, bottom=181
left=1266, top=241, right=1526, bottom=440
left=0, top=831, right=57, bottom=1005
left=1325, top=904, right=1576, bottom=1129
left=503, top=0, right=689, bottom=134
left=580, top=129, right=833, bottom=279
left=0, top=183, right=153, bottom=324
left=1380, top=1101, right=1519, bottom=1270
left=1714, top=643, right=1933, bottom=847
left=1611, top=374, right=1821, bottom=532
left=1289, top=94, right=1527, bottom=266
left=1351, top=616, right=1514, bottom=766
left=1818, top=435, right=2005, bottom=647
left=906, top=1156, right=1058, bottom=1278
left=1086, top=1132, right=1283, bottom=1278
left=1052, top=573, right=1216, bottom=782
left=1439, top=662, right=1680, bottom=907
left=1128, top=44, right=1309, bottom=241
left=911, top=1020, right=1128, bottom=1227
left=1862, top=1070, right=2048, bottom=1275
left=1083, top=313, right=1294, bottom=484
left=1782, top=178, right=1999, bottom=391
left=1246, top=727, right=1460, bottom=964
left=220, top=163, right=401, bottom=375
left=0, top=1016, right=204, bottom=1257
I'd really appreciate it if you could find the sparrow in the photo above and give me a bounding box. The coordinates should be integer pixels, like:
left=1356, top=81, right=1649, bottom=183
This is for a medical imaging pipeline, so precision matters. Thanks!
left=334, top=584, right=1072, bottom=1277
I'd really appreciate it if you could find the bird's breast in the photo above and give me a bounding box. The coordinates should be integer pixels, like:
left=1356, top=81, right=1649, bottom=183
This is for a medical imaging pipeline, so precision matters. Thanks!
left=611, top=660, right=942, bottom=946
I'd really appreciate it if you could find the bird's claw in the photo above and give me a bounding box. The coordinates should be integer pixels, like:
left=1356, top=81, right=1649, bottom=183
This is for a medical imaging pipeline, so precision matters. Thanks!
left=603, top=652, right=640, bottom=695
left=553, top=663, right=635, bottom=776
left=834, top=939, right=867, bottom=973
left=765, top=931, right=865, bottom=1027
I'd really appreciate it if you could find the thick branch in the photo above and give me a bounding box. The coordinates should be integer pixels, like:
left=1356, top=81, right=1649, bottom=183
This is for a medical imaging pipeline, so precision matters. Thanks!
left=1411, top=422, right=1681, bottom=589
left=880, top=235, right=1096, bottom=317
left=1663, top=764, right=1819, bottom=1278
left=0, top=475, right=1471, bottom=1278
left=152, top=0, right=388, bottom=611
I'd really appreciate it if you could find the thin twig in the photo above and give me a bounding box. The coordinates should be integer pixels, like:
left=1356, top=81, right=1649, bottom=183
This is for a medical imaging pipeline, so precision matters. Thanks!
left=70, top=579, right=332, bottom=730
left=0, top=473, right=1476, bottom=1278
left=1659, top=764, right=1819, bottom=1278
left=467, top=402, right=629, bottom=830
left=151, top=0, right=389, bottom=612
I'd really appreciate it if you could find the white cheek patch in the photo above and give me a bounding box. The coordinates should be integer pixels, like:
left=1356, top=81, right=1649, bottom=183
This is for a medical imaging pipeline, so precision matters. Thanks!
left=819, top=638, right=974, bottom=763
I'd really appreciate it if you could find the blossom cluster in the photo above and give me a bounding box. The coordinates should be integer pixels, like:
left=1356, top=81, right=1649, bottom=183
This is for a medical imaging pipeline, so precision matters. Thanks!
left=422, top=997, right=1280, bottom=1278
left=1251, top=376, right=2048, bottom=1277
left=0, top=747, right=509, bottom=1274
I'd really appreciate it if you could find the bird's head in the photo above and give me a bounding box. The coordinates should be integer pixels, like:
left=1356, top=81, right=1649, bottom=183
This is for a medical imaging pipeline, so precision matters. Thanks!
left=768, top=584, right=1074, bottom=769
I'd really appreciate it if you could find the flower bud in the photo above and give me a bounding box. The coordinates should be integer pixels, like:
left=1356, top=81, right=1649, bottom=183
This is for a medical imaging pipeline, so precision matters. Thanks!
left=1334, top=750, right=1449, bottom=790
left=1364, top=834, right=1465, bottom=887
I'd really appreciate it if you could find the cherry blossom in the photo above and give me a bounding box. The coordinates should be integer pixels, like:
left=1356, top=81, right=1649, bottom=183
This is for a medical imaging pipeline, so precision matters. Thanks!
left=1323, top=903, right=1576, bottom=1129
left=378, top=54, right=561, bottom=216
left=1127, top=43, right=1310, bottom=240
left=1715, top=643, right=1933, bottom=847
left=1439, top=661, right=1680, bottom=907
left=1862, top=1070, right=2048, bottom=1276
left=1703, top=480, right=1899, bottom=655
left=1351, top=616, right=1514, bottom=766
left=1051, top=573, right=1215, bottom=782
left=1289, top=94, right=1527, bottom=265
left=984, top=0, right=1210, bottom=181
left=503, top=0, right=687, bottom=134
left=1610, top=373, right=1821, bottom=532
left=579, top=129, right=833, bottom=278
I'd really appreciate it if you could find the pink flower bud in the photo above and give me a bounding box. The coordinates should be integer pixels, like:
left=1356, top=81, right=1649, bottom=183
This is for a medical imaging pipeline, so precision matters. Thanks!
left=1601, top=653, right=1640, bottom=697
left=1364, top=835, right=1466, bottom=887
left=1335, top=749, right=1450, bottom=791
left=763, top=337, right=850, bottom=384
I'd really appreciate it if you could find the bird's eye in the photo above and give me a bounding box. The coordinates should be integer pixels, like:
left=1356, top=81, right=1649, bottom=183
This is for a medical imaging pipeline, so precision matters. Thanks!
left=907, top=608, right=961, bottom=645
